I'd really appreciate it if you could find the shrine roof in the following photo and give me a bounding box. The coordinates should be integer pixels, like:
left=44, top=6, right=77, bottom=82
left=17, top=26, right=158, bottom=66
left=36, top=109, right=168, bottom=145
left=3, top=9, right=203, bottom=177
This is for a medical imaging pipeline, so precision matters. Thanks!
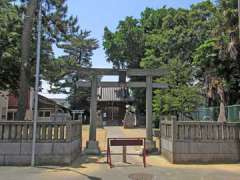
left=97, top=87, right=134, bottom=102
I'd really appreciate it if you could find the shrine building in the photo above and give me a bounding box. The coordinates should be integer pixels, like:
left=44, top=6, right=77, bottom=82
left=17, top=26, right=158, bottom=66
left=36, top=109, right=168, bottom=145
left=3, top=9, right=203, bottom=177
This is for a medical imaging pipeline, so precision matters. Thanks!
left=97, top=86, right=134, bottom=126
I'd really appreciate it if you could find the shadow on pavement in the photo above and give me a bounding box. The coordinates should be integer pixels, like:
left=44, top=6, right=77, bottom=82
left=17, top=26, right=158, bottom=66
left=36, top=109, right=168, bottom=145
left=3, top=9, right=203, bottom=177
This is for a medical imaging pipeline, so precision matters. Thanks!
left=35, top=155, right=106, bottom=180
left=36, top=166, right=102, bottom=180
left=71, top=154, right=106, bottom=168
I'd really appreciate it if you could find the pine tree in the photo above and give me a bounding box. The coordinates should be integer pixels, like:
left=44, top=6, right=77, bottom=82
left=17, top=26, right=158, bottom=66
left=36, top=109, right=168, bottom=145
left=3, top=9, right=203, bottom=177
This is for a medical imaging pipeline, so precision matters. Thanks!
left=16, top=0, right=79, bottom=120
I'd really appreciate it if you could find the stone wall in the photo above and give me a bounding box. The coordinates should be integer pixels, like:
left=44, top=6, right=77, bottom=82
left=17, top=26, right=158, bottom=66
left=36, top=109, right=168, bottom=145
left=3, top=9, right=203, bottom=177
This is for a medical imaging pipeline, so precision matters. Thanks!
left=0, top=120, right=82, bottom=166
left=161, top=121, right=240, bottom=164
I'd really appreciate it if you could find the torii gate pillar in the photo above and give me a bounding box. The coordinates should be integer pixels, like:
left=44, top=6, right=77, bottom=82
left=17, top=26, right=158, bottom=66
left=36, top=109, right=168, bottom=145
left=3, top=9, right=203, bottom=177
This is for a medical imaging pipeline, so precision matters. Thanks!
left=145, top=76, right=156, bottom=152
left=84, top=75, right=101, bottom=155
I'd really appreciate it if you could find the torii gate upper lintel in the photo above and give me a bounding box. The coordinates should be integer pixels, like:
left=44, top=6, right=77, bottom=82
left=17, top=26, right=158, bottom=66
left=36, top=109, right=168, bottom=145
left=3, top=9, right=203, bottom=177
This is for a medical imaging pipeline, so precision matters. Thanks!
left=74, top=67, right=168, bottom=154
left=70, top=67, right=166, bottom=76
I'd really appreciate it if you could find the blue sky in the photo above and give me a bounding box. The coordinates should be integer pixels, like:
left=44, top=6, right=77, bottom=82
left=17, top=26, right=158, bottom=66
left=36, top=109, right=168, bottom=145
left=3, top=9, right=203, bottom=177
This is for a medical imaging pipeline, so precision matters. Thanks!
left=65, top=0, right=204, bottom=68
left=43, top=0, right=204, bottom=98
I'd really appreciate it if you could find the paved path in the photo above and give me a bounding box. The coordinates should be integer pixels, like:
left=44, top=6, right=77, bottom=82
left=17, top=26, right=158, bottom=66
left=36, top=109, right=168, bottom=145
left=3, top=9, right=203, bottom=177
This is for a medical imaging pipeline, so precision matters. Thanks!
left=1, top=126, right=240, bottom=180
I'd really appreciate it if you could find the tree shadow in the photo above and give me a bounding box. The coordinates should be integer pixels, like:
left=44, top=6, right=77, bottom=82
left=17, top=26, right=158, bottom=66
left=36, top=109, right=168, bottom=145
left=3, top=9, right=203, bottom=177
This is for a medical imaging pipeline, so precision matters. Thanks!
left=36, top=166, right=102, bottom=180
left=71, top=154, right=106, bottom=168
left=34, top=154, right=107, bottom=180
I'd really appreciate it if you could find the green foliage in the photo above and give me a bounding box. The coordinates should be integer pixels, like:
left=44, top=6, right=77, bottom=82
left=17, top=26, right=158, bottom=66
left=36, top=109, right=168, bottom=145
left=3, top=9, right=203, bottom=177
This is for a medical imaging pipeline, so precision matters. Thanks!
left=103, top=0, right=240, bottom=118
left=103, top=1, right=214, bottom=117
left=0, top=0, right=22, bottom=92
left=103, top=17, right=146, bottom=112
left=2, top=0, right=240, bottom=116
left=58, top=30, right=99, bottom=67
left=193, top=0, right=240, bottom=105
left=0, top=0, right=98, bottom=112
left=154, top=86, right=202, bottom=116
left=103, top=17, right=145, bottom=68
left=193, top=39, right=219, bottom=76
left=46, top=31, right=99, bottom=110
left=0, top=0, right=80, bottom=92
left=152, top=58, right=203, bottom=118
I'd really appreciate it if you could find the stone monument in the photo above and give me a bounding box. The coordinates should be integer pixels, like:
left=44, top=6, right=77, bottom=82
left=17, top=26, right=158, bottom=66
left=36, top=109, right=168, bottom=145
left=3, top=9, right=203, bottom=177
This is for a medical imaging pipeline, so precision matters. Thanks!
left=123, top=105, right=136, bottom=128
left=96, top=110, right=104, bottom=128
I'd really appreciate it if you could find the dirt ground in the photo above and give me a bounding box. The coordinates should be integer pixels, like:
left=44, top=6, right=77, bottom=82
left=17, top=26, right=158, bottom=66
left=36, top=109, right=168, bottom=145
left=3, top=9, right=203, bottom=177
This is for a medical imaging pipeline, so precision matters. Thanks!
left=82, top=125, right=107, bottom=151
left=121, top=127, right=161, bottom=152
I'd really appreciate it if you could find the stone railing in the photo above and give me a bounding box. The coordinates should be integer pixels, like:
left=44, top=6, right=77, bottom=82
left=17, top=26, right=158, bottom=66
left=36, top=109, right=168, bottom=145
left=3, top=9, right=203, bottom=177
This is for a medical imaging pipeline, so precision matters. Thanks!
left=0, top=120, right=81, bottom=143
left=161, top=121, right=173, bottom=139
left=0, top=120, right=82, bottom=166
left=36, top=113, right=71, bottom=122
left=160, top=120, right=240, bottom=164
left=161, top=120, right=240, bottom=141
left=176, top=121, right=240, bottom=141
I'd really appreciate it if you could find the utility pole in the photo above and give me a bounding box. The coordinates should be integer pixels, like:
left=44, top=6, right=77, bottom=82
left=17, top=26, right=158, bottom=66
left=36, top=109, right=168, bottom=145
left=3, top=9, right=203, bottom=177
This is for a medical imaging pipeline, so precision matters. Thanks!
left=31, top=0, right=42, bottom=167
left=238, top=0, right=240, bottom=39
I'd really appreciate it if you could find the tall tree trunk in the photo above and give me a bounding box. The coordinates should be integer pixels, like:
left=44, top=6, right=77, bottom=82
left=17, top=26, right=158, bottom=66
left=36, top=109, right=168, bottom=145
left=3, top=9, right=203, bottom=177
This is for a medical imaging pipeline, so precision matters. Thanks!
left=0, top=51, right=3, bottom=66
left=217, top=85, right=226, bottom=122
left=16, top=0, right=38, bottom=120
left=238, top=0, right=240, bottom=39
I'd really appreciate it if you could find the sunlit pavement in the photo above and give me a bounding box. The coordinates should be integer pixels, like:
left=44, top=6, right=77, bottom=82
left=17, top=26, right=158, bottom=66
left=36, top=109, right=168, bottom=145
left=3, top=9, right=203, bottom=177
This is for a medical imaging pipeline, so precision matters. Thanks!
left=1, top=126, right=240, bottom=180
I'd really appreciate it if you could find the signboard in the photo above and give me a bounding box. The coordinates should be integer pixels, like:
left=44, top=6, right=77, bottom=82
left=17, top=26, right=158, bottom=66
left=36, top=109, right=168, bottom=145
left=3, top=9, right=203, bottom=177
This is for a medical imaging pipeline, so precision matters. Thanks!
left=107, top=138, right=146, bottom=168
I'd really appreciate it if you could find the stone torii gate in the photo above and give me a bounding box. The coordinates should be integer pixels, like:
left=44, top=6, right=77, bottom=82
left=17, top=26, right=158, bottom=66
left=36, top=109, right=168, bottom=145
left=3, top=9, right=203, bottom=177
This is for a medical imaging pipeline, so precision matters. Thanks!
left=75, top=68, right=167, bottom=154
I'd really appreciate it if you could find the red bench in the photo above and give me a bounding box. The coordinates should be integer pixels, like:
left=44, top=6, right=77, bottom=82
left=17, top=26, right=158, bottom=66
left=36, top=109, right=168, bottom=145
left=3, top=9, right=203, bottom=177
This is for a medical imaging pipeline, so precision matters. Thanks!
left=106, top=138, right=146, bottom=168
